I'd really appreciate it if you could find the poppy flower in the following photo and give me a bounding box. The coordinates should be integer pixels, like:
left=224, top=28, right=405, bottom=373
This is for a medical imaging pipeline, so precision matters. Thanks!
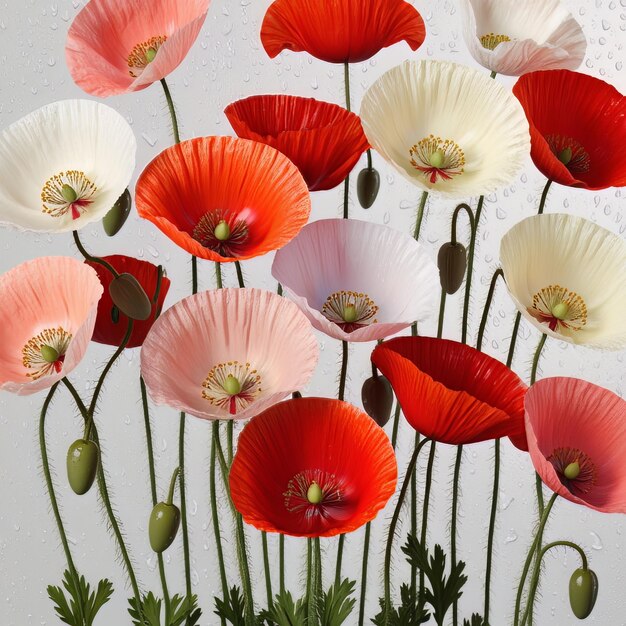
left=66, top=0, right=210, bottom=97
left=371, top=336, right=528, bottom=449
left=500, top=213, right=626, bottom=350
left=460, top=0, right=585, bottom=76
left=360, top=60, right=530, bottom=197
left=513, top=70, right=626, bottom=190
left=135, top=136, right=311, bottom=263
left=141, top=288, right=319, bottom=421
left=224, top=95, right=370, bottom=192
left=86, top=256, right=171, bottom=349
left=271, top=218, right=438, bottom=343
left=0, top=100, right=136, bottom=233
left=229, top=397, right=397, bottom=537
left=526, top=377, right=626, bottom=514
left=0, top=257, right=103, bottom=395
left=260, top=0, right=425, bottom=64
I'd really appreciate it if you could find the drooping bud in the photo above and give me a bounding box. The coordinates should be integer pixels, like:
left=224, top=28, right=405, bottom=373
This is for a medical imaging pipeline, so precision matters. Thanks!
left=569, top=567, right=598, bottom=619
left=41, top=345, right=60, bottom=363
left=214, top=220, right=231, bottom=241
left=223, top=374, right=242, bottom=396
left=67, top=439, right=100, bottom=495
left=61, top=184, right=78, bottom=203
left=149, top=502, right=181, bottom=553
left=437, top=242, right=467, bottom=295
left=109, top=273, right=152, bottom=321
left=552, top=302, right=569, bottom=320
left=103, top=189, right=132, bottom=237
left=307, top=481, right=323, bottom=504
left=564, top=462, right=580, bottom=480
left=361, top=375, right=394, bottom=427
left=357, top=168, right=381, bottom=209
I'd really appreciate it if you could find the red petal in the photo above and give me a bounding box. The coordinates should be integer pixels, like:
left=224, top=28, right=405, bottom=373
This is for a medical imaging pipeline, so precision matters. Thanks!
left=229, top=397, right=397, bottom=537
left=513, top=70, right=626, bottom=190
left=261, top=0, right=426, bottom=63
left=372, top=337, right=528, bottom=449
left=225, top=95, right=369, bottom=191
left=85, top=255, right=171, bottom=349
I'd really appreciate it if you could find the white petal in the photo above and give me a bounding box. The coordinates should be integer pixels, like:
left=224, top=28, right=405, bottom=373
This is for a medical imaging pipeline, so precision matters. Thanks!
left=500, top=213, right=626, bottom=350
left=0, top=99, right=136, bottom=233
left=360, top=60, right=530, bottom=198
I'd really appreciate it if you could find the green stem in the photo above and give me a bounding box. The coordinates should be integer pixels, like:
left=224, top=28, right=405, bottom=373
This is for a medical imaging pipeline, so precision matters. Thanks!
left=451, top=445, right=463, bottom=626
left=537, top=180, right=552, bottom=215
left=279, top=535, right=285, bottom=594
left=307, top=539, right=314, bottom=622
left=357, top=522, right=371, bottom=626
left=366, top=149, right=373, bottom=170
left=343, top=173, right=350, bottom=219
left=191, top=256, right=198, bottom=294
left=235, top=261, right=245, bottom=288
left=166, top=467, right=180, bottom=506
left=530, top=334, right=547, bottom=386
left=476, top=268, right=504, bottom=352
left=437, top=290, right=446, bottom=339
left=418, top=442, right=436, bottom=600
left=140, top=377, right=171, bottom=619
left=262, top=532, right=273, bottom=608
left=483, top=438, right=500, bottom=623
left=178, top=413, right=192, bottom=611
left=450, top=203, right=475, bottom=245
left=514, top=494, right=558, bottom=626
left=414, top=191, right=428, bottom=240
left=342, top=62, right=351, bottom=220
left=344, top=62, right=351, bottom=112
left=334, top=535, right=345, bottom=587
left=335, top=339, right=349, bottom=583
left=410, top=432, right=419, bottom=599
left=461, top=196, right=484, bottom=344
left=390, top=402, right=401, bottom=450
left=215, top=262, right=223, bottom=289
left=72, top=231, right=119, bottom=277
left=507, top=312, right=523, bottom=368
left=383, top=439, right=431, bottom=625
left=160, top=78, right=181, bottom=144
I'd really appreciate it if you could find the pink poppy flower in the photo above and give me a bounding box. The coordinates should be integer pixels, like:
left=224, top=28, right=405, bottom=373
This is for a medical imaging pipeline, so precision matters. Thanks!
left=525, top=377, right=626, bottom=514
left=272, top=218, right=438, bottom=342
left=66, top=0, right=211, bottom=97
left=140, top=288, right=319, bottom=421
left=0, top=257, right=103, bottom=395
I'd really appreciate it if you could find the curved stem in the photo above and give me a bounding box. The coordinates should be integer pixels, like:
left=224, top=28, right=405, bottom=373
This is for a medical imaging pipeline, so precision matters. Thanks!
left=366, top=148, right=373, bottom=170
left=160, top=78, right=181, bottom=144
left=72, top=231, right=119, bottom=277
left=506, top=312, right=523, bottom=368
left=537, top=180, right=552, bottom=215
left=476, top=268, right=504, bottom=352
left=450, top=445, right=463, bottom=626
left=383, top=438, right=431, bottom=625
left=418, top=442, right=436, bottom=600
left=178, top=413, right=192, bottom=610
left=483, top=438, right=500, bottom=623
left=513, top=494, right=558, bottom=626
left=166, top=467, right=180, bottom=506
left=357, top=522, right=371, bottom=626
left=235, top=261, right=245, bottom=288
left=530, top=334, right=547, bottom=386
left=450, top=203, right=475, bottom=246
left=461, top=196, right=484, bottom=344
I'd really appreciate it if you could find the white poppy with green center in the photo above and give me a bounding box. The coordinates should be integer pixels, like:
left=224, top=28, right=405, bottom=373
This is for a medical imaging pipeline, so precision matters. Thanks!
left=500, top=213, right=626, bottom=350
left=360, top=60, right=531, bottom=198
left=0, top=99, right=136, bottom=232
left=460, top=0, right=586, bottom=76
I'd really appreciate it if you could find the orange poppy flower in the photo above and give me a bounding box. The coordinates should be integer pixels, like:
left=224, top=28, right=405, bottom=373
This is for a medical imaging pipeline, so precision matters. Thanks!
left=372, top=337, right=528, bottom=449
left=261, top=0, right=426, bottom=64
left=229, top=397, right=397, bottom=537
left=135, top=136, right=311, bottom=262
left=224, top=95, right=369, bottom=191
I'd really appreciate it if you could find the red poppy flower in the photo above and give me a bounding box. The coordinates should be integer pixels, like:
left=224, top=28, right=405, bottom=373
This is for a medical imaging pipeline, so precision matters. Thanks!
left=135, top=136, right=311, bottom=263
left=371, top=337, right=528, bottom=449
left=229, top=397, right=397, bottom=537
left=261, top=0, right=426, bottom=64
left=513, top=70, right=626, bottom=190
left=86, top=255, right=170, bottom=349
left=224, top=95, right=370, bottom=191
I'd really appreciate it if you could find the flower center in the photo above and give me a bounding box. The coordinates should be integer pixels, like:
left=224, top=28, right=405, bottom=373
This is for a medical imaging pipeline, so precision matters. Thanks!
left=546, top=135, right=590, bottom=173
left=127, top=36, right=168, bottom=77
left=321, top=291, right=378, bottom=333
left=192, top=210, right=249, bottom=258
left=22, top=327, right=72, bottom=380
left=527, top=285, right=587, bottom=334
left=202, top=361, right=261, bottom=415
left=479, top=33, right=512, bottom=51
left=409, top=136, right=465, bottom=184
left=41, top=171, right=97, bottom=220
left=284, top=469, right=347, bottom=523
left=548, top=447, right=597, bottom=497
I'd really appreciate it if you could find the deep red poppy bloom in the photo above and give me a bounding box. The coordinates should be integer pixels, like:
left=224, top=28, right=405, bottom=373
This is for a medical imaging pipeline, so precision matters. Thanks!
left=225, top=95, right=370, bottom=191
left=135, top=136, right=311, bottom=263
left=513, top=70, right=626, bottom=190
left=86, top=255, right=170, bottom=349
left=229, top=397, right=397, bottom=537
left=261, top=0, right=426, bottom=64
left=372, top=337, right=528, bottom=449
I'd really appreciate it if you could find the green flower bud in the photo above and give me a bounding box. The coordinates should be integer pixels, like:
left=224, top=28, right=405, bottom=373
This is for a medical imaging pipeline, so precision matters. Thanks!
left=149, top=502, right=181, bottom=553
left=66, top=439, right=100, bottom=495
left=103, top=189, right=132, bottom=237
left=569, top=567, right=598, bottom=619
left=307, top=482, right=323, bottom=504
left=109, top=273, right=152, bottom=321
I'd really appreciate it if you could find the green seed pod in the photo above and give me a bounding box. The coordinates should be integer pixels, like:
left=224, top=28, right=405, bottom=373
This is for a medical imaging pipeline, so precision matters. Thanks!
left=66, top=439, right=100, bottom=495
left=361, top=375, right=393, bottom=427
left=109, top=273, right=152, bottom=321
left=569, top=567, right=598, bottom=619
left=356, top=168, right=380, bottom=209
left=437, top=242, right=467, bottom=295
left=149, top=502, right=181, bottom=553
left=103, top=189, right=132, bottom=237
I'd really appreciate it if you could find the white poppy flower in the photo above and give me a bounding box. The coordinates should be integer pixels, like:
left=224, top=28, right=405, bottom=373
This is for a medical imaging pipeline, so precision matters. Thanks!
left=500, top=213, right=626, bottom=350
left=0, top=99, right=136, bottom=233
left=461, top=0, right=586, bottom=77
left=272, top=218, right=439, bottom=343
left=360, top=60, right=530, bottom=198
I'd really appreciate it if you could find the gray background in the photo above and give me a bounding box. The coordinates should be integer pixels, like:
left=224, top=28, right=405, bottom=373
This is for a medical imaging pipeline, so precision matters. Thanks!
left=0, top=0, right=624, bottom=624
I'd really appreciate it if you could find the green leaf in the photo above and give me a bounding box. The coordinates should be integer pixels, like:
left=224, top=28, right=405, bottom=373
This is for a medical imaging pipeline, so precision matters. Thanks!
left=171, top=594, right=201, bottom=626
left=317, top=579, right=356, bottom=626
left=463, top=614, right=488, bottom=626
left=215, top=586, right=248, bottom=626
left=372, top=584, right=430, bottom=625
left=128, top=592, right=162, bottom=626
left=258, top=589, right=307, bottom=626
left=402, top=535, right=468, bottom=626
